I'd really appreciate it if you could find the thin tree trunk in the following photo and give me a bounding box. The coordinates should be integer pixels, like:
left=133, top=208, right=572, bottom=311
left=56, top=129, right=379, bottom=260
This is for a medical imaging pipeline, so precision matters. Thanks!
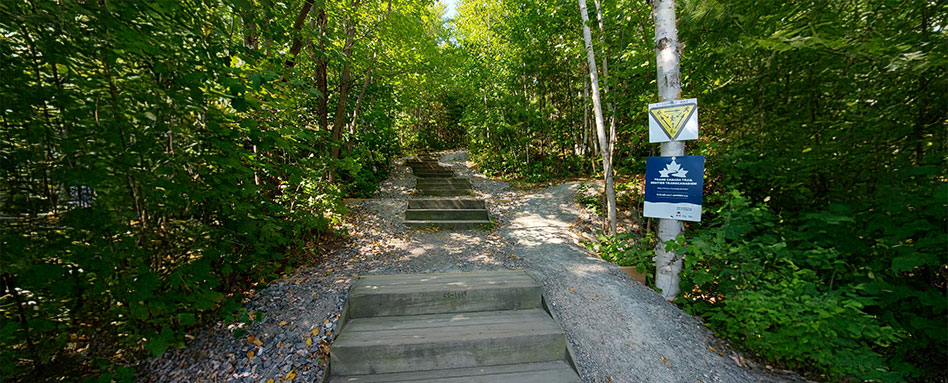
left=568, top=66, right=580, bottom=156
left=347, top=72, right=372, bottom=153
left=330, top=20, right=357, bottom=162
left=652, top=0, right=686, bottom=301
left=593, top=0, right=617, bottom=159
left=308, top=9, right=329, bottom=132
left=285, top=0, right=315, bottom=67
left=316, top=9, right=329, bottom=131
left=578, top=0, right=617, bottom=236
left=241, top=10, right=258, bottom=49
left=582, top=70, right=590, bottom=156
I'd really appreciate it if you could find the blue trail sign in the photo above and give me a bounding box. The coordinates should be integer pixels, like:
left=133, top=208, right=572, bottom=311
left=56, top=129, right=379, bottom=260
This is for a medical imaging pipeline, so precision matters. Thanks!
left=644, top=155, right=705, bottom=222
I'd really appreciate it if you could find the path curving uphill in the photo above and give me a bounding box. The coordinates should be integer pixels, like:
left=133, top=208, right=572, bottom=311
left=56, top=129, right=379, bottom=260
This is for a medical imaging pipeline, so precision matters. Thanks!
left=138, top=150, right=806, bottom=383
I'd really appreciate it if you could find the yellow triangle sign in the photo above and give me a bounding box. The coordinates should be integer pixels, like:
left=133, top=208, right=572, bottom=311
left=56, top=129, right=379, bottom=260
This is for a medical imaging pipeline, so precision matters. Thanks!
left=649, top=104, right=696, bottom=140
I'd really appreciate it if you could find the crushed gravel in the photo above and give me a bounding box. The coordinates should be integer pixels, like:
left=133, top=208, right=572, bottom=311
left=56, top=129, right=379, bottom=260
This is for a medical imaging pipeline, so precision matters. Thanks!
left=137, top=150, right=808, bottom=383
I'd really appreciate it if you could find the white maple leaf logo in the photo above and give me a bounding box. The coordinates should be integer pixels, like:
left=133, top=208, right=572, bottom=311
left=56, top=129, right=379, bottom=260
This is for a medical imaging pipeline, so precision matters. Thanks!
left=659, top=157, right=689, bottom=178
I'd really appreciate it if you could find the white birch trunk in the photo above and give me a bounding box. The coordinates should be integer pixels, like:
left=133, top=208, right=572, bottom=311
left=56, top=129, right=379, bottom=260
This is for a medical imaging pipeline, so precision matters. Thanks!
left=582, top=74, right=589, bottom=156
left=579, top=0, right=617, bottom=236
left=593, top=0, right=617, bottom=159
left=652, top=0, right=685, bottom=301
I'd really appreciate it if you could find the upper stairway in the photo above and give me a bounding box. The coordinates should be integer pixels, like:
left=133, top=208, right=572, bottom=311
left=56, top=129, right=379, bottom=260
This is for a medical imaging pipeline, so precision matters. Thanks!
left=404, top=155, right=491, bottom=229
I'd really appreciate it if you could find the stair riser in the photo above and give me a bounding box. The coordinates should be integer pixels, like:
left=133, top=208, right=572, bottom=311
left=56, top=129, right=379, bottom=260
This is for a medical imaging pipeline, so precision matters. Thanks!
left=412, top=170, right=455, bottom=175
left=408, top=200, right=486, bottom=210
left=349, top=285, right=540, bottom=318
left=410, top=169, right=452, bottom=174
left=404, top=221, right=491, bottom=230
left=415, top=180, right=472, bottom=187
left=415, top=184, right=473, bottom=190
left=331, top=332, right=566, bottom=375
left=328, top=361, right=581, bottom=383
left=416, top=189, right=473, bottom=197
left=405, top=210, right=489, bottom=221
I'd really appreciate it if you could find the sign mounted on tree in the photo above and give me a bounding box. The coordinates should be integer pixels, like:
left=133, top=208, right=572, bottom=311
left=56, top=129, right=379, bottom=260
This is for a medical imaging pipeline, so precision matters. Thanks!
left=643, top=155, right=705, bottom=222
left=648, top=98, right=698, bottom=142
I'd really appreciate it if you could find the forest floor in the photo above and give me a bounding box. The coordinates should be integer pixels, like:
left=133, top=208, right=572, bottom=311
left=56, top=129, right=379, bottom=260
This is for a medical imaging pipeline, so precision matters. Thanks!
left=138, top=150, right=809, bottom=383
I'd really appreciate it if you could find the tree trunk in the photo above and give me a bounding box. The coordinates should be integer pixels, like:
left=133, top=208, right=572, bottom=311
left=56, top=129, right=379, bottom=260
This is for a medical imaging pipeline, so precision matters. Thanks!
left=241, top=10, right=258, bottom=49
left=593, top=0, right=617, bottom=159
left=330, top=18, right=359, bottom=162
left=652, top=0, right=686, bottom=301
left=578, top=0, right=617, bottom=236
left=315, top=9, right=329, bottom=131
left=347, top=72, right=372, bottom=153
left=582, top=71, right=589, bottom=156
left=285, top=0, right=315, bottom=68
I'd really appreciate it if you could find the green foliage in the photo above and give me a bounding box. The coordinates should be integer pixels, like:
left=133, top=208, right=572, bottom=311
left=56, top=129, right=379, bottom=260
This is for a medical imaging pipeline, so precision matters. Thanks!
left=671, top=190, right=945, bottom=381
left=453, top=0, right=945, bottom=380
left=586, top=232, right=656, bottom=282
left=0, top=0, right=446, bottom=380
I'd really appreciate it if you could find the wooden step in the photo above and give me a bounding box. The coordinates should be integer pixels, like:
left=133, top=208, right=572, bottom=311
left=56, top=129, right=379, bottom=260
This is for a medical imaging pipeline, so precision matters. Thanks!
left=405, top=208, right=489, bottom=221
left=330, top=309, right=566, bottom=375
left=412, top=170, right=455, bottom=175
left=416, top=188, right=474, bottom=197
left=328, top=360, right=580, bottom=383
left=346, top=271, right=541, bottom=318
left=408, top=199, right=486, bottom=210
left=404, top=219, right=492, bottom=229
left=415, top=178, right=473, bottom=187
left=407, top=158, right=438, bottom=164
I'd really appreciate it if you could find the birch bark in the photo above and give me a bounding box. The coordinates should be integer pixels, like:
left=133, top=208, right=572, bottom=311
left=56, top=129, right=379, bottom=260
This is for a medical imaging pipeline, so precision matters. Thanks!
left=651, top=0, right=685, bottom=300
left=578, top=0, right=617, bottom=235
left=593, top=0, right=617, bottom=159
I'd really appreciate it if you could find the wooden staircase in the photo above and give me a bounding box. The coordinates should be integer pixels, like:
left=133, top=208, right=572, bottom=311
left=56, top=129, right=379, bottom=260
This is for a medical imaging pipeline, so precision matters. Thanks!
left=328, top=271, right=581, bottom=382
left=404, top=155, right=491, bottom=229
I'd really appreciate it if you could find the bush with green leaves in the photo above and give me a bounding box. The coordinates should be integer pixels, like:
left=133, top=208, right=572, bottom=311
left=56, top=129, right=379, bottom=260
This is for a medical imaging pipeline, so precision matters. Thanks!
left=670, top=190, right=945, bottom=382
left=0, top=0, right=447, bottom=380
left=586, top=232, right=656, bottom=283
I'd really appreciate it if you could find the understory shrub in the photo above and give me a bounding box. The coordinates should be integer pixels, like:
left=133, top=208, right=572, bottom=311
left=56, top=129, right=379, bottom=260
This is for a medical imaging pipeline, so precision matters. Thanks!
left=668, top=189, right=945, bottom=382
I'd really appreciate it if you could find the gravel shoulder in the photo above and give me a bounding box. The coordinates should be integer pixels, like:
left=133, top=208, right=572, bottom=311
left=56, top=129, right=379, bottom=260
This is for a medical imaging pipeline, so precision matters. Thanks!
left=138, top=150, right=806, bottom=383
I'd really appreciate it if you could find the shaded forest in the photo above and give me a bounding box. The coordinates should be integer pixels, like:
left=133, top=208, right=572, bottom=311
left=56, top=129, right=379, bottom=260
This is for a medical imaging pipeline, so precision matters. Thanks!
left=1, top=0, right=945, bottom=382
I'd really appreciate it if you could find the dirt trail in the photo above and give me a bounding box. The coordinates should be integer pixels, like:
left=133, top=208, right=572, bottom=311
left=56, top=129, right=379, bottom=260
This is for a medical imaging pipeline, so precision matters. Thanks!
left=139, top=150, right=805, bottom=383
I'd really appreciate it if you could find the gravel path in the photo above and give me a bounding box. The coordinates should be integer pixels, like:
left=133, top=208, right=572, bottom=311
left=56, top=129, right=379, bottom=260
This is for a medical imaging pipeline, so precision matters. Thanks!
left=138, top=150, right=806, bottom=383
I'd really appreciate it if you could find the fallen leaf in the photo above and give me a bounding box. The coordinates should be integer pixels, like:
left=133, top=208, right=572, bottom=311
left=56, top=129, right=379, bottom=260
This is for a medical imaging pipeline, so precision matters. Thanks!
left=267, top=380, right=274, bottom=383
left=662, top=356, right=670, bottom=367
left=247, top=351, right=255, bottom=359
left=708, top=345, right=723, bottom=356
left=312, top=329, right=319, bottom=336
left=568, top=287, right=575, bottom=291
left=306, top=337, right=313, bottom=346
left=284, top=370, right=297, bottom=380
left=279, top=321, right=288, bottom=326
